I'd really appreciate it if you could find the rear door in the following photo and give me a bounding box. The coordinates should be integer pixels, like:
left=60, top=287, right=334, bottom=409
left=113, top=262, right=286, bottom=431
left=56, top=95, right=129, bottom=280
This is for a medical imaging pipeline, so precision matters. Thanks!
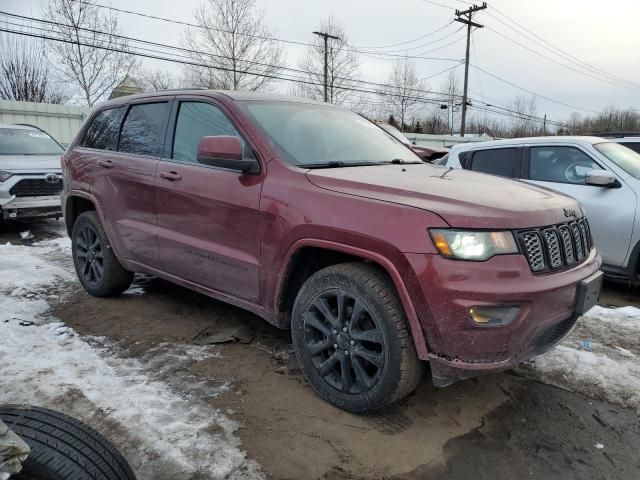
left=77, top=99, right=171, bottom=268
left=523, top=144, right=635, bottom=267
left=154, top=98, right=263, bottom=302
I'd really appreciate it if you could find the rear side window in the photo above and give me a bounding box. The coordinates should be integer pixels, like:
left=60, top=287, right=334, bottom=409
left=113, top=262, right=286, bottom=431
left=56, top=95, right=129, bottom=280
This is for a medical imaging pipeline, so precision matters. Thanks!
left=81, top=107, right=124, bottom=151
left=172, top=101, right=254, bottom=163
left=618, top=142, right=640, bottom=154
left=470, top=148, right=518, bottom=177
left=118, top=103, right=169, bottom=157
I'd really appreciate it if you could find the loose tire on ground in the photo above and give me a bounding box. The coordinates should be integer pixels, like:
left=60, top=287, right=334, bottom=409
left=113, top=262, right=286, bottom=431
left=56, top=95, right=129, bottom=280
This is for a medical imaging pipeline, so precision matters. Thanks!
left=71, top=211, right=133, bottom=297
left=291, top=262, right=425, bottom=413
left=0, top=405, right=136, bottom=480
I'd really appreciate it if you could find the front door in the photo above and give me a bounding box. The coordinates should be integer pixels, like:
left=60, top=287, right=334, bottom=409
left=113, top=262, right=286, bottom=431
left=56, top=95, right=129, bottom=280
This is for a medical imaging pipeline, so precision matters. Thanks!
left=524, top=145, right=636, bottom=267
left=155, top=99, right=263, bottom=302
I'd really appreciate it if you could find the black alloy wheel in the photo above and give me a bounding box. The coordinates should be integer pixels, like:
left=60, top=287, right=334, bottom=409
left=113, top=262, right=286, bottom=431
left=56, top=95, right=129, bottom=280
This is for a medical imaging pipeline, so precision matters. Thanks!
left=304, top=290, right=385, bottom=395
left=75, top=223, right=104, bottom=285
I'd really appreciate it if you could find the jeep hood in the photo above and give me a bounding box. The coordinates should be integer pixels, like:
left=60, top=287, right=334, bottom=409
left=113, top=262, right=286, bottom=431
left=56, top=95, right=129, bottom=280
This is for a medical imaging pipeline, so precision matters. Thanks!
left=305, top=163, right=581, bottom=229
left=0, top=154, right=62, bottom=172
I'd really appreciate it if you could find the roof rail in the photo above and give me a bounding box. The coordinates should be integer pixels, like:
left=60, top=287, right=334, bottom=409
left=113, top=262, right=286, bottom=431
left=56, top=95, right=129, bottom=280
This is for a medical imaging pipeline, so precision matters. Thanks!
left=590, top=131, right=640, bottom=138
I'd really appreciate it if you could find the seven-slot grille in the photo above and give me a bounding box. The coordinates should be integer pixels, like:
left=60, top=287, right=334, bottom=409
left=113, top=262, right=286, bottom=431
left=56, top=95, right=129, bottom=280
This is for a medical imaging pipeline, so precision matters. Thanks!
left=9, top=179, right=63, bottom=197
left=518, top=218, right=592, bottom=273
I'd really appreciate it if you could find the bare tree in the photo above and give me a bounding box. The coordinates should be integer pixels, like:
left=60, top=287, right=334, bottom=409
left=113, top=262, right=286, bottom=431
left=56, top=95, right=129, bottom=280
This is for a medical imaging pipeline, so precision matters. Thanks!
left=439, top=70, right=461, bottom=135
left=45, top=0, right=138, bottom=106
left=182, top=0, right=284, bottom=91
left=299, top=16, right=359, bottom=105
left=510, top=95, right=540, bottom=137
left=380, top=58, right=426, bottom=131
left=140, top=69, right=181, bottom=92
left=0, top=35, right=66, bottom=103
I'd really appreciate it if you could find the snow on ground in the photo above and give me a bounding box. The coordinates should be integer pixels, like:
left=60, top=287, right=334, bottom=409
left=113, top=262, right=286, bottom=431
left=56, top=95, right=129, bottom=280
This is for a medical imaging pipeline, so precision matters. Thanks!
left=0, top=236, right=262, bottom=479
left=524, top=305, right=640, bottom=411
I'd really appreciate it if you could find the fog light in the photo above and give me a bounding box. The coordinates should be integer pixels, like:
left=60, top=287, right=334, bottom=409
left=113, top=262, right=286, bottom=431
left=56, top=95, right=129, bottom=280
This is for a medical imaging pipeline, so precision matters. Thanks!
left=469, top=306, right=520, bottom=327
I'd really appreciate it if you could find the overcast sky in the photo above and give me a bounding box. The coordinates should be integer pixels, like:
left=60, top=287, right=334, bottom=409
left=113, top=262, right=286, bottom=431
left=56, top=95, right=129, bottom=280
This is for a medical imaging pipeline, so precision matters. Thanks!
left=4, top=0, right=640, bottom=123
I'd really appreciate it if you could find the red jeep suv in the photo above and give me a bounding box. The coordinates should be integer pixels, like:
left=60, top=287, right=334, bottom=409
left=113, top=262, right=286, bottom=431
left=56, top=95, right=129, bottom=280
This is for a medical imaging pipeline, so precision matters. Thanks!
left=62, top=91, right=602, bottom=413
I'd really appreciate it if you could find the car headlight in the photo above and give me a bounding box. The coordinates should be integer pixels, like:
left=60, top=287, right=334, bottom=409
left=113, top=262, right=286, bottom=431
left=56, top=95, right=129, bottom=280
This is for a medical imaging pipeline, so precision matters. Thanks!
left=0, top=171, right=12, bottom=182
left=429, top=229, right=518, bottom=261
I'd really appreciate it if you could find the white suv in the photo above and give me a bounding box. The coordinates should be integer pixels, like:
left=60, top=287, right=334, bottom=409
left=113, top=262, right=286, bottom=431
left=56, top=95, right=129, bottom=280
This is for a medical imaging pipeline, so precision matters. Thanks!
left=0, top=124, right=64, bottom=221
left=441, top=136, right=640, bottom=282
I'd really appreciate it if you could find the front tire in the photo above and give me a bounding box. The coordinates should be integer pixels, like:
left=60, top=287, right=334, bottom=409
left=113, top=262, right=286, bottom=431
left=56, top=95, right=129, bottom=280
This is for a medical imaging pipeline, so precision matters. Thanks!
left=71, top=211, right=133, bottom=297
left=291, top=262, right=424, bottom=413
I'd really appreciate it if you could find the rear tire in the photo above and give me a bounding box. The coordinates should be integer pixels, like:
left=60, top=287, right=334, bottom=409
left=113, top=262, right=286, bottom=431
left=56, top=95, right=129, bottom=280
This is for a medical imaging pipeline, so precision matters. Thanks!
left=71, top=211, right=133, bottom=297
left=0, top=405, right=136, bottom=480
left=291, top=262, right=424, bottom=413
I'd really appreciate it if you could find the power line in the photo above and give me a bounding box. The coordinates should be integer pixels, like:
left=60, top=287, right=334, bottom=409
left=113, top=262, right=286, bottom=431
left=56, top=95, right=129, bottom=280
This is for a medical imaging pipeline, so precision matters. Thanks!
left=362, top=25, right=465, bottom=54
left=470, top=63, right=599, bottom=114
left=0, top=12, right=571, bottom=126
left=0, top=11, right=459, bottom=99
left=489, top=6, right=640, bottom=89
left=483, top=24, right=640, bottom=92
left=418, top=0, right=456, bottom=10
left=350, top=20, right=454, bottom=49
left=65, top=0, right=460, bottom=63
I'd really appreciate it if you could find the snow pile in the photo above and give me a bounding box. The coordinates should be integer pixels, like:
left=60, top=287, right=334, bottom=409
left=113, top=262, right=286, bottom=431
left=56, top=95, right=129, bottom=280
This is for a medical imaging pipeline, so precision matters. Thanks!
left=525, top=306, right=640, bottom=411
left=0, top=235, right=262, bottom=479
left=0, top=240, right=72, bottom=297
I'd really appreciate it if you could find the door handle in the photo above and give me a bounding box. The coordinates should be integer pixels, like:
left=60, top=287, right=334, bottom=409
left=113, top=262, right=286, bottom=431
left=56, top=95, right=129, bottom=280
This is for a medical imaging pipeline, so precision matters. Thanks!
left=159, top=171, right=182, bottom=181
left=98, top=159, right=114, bottom=169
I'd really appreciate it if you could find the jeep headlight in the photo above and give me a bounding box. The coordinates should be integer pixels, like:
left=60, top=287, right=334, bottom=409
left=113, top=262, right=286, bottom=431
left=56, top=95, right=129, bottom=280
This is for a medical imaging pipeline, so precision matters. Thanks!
left=429, top=229, right=518, bottom=261
left=0, top=171, right=12, bottom=182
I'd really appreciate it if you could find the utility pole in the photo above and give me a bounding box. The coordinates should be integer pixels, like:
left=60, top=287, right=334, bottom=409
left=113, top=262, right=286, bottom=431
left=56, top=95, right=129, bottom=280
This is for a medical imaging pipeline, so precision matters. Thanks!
left=313, top=30, right=340, bottom=103
left=455, top=2, right=487, bottom=137
left=543, top=114, right=547, bottom=135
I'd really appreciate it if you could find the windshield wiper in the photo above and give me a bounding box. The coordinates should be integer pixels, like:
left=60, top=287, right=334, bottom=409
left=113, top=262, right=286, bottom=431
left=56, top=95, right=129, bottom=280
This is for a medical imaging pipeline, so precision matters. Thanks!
left=388, top=158, right=422, bottom=165
left=304, top=161, right=347, bottom=169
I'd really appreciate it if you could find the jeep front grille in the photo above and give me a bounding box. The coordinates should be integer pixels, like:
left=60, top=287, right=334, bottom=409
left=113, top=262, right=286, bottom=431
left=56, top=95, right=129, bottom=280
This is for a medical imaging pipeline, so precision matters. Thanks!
left=518, top=218, right=592, bottom=273
left=9, top=179, right=63, bottom=197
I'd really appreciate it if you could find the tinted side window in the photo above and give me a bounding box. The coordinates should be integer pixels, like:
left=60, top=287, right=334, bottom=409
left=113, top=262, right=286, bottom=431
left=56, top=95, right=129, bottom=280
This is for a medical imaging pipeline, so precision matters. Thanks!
left=470, top=148, right=517, bottom=177
left=618, top=142, right=640, bottom=154
left=81, top=107, right=124, bottom=151
left=530, top=146, right=599, bottom=184
left=118, top=103, right=169, bottom=157
left=172, top=102, right=254, bottom=163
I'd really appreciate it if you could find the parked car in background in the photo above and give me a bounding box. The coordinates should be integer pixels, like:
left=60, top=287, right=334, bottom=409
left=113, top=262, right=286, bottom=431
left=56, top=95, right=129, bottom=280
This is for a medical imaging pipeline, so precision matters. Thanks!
left=441, top=136, right=640, bottom=282
left=0, top=124, right=65, bottom=221
left=376, top=122, right=449, bottom=162
left=62, top=92, right=601, bottom=412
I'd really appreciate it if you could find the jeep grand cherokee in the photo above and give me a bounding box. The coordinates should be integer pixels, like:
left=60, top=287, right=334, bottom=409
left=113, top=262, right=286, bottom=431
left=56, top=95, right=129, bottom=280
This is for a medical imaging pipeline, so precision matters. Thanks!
left=62, top=91, right=602, bottom=413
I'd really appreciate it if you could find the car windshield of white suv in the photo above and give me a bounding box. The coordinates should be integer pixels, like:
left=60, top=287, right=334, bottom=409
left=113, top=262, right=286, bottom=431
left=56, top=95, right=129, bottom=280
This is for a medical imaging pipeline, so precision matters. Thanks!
left=594, top=142, right=640, bottom=178
left=0, top=128, right=64, bottom=155
left=239, top=101, right=421, bottom=167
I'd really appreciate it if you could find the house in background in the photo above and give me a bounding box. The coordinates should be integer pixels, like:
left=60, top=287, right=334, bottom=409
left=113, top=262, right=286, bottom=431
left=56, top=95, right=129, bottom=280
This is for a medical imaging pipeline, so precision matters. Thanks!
left=109, top=76, right=143, bottom=100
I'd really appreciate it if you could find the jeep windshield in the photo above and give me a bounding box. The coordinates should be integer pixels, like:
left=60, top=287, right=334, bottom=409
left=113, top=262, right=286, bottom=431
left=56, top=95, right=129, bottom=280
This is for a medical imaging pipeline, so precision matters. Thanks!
left=594, top=142, right=640, bottom=178
left=0, top=128, right=64, bottom=155
left=238, top=101, right=422, bottom=167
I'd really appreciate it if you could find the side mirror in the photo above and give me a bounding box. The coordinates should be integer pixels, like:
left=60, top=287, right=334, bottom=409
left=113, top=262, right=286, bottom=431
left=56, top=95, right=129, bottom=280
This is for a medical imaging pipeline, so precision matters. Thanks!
left=196, top=136, right=258, bottom=174
left=585, top=169, right=618, bottom=188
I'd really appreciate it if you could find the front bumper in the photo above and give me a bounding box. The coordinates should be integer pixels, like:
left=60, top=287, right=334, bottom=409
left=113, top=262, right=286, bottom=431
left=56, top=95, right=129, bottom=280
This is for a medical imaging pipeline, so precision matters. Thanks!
left=0, top=195, right=62, bottom=220
left=404, top=249, right=602, bottom=386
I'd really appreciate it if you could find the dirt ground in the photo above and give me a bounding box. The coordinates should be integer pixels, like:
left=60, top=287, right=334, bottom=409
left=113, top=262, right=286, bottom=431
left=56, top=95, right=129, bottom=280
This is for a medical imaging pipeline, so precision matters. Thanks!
left=4, top=220, right=640, bottom=479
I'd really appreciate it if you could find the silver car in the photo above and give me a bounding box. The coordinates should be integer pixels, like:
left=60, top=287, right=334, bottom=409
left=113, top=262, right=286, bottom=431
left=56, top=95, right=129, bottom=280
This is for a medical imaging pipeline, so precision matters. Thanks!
left=0, top=124, right=65, bottom=221
left=441, top=136, right=640, bottom=282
